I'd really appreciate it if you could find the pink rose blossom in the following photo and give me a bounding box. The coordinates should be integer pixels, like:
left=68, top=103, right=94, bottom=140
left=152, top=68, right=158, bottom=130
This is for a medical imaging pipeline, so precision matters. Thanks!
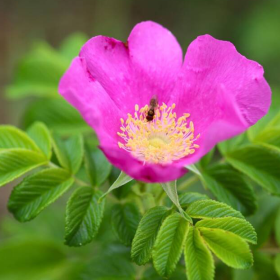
left=59, top=21, right=271, bottom=183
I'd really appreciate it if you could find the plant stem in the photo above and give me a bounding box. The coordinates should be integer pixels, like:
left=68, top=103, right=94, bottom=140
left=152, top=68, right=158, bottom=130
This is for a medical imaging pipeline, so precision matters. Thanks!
left=259, top=247, right=280, bottom=255
left=178, top=175, right=199, bottom=191
left=155, top=189, right=166, bottom=205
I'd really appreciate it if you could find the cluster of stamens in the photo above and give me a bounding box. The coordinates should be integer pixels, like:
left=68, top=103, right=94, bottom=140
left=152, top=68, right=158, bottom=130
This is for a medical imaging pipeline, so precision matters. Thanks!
left=117, top=103, right=200, bottom=164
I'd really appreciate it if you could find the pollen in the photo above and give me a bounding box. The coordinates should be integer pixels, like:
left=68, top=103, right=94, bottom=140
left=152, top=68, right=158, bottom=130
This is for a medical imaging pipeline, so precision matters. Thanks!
left=117, top=103, right=200, bottom=164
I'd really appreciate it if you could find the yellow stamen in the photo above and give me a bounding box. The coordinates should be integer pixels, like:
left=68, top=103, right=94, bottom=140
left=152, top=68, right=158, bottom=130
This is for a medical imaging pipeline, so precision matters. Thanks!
left=117, top=102, right=200, bottom=164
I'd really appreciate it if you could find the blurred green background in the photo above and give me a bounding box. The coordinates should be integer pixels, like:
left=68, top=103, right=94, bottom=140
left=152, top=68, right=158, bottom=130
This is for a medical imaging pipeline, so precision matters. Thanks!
left=1, top=0, right=280, bottom=279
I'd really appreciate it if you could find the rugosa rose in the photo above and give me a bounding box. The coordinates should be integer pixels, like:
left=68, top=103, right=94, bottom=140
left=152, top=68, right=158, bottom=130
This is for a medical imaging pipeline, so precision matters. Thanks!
left=59, top=21, right=271, bottom=183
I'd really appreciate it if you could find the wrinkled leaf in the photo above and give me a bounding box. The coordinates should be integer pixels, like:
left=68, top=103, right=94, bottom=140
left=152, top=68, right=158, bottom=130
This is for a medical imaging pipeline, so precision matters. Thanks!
left=185, top=226, right=214, bottom=280
left=111, top=203, right=141, bottom=246
left=85, top=146, right=112, bottom=187
left=8, top=168, right=74, bottom=221
left=153, top=213, right=189, bottom=277
left=199, top=227, right=253, bottom=269
left=0, top=126, right=39, bottom=151
left=179, top=192, right=209, bottom=209
left=187, top=199, right=244, bottom=219
left=131, top=206, right=170, bottom=265
left=196, top=217, right=257, bottom=244
left=201, top=163, right=257, bottom=215
left=0, top=149, right=47, bottom=188
left=226, top=145, right=280, bottom=195
left=27, top=122, right=52, bottom=159
left=65, top=187, right=105, bottom=246
left=52, top=134, right=84, bottom=174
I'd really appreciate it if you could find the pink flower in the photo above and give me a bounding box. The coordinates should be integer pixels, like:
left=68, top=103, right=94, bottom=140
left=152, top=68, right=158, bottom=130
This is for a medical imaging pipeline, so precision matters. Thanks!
left=59, top=21, right=271, bottom=183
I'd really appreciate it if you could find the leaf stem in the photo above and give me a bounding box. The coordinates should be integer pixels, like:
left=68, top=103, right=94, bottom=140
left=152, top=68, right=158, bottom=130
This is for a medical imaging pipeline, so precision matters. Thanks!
left=48, top=161, right=88, bottom=186
left=74, top=177, right=88, bottom=186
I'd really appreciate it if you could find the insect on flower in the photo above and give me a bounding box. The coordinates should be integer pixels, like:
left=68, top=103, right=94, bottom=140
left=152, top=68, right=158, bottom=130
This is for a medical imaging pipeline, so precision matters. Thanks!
left=59, top=21, right=271, bottom=183
left=146, top=95, right=158, bottom=122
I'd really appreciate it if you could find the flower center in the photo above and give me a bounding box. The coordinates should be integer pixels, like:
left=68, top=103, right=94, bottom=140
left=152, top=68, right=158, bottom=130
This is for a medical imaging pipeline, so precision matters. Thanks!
left=149, top=136, right=167, bottom=148
left=117, top=103, right=200, bottom=164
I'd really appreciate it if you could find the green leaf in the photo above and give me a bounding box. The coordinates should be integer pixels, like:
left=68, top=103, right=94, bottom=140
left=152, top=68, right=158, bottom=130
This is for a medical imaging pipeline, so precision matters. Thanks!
left=22, top=98, right=91, bottom=136
left=248, top=90, right=280, bottom=140
left=0, top=239, right=67, bottom=280
left=6, top=42, right=68, bottom=99
left=0, top=126, right=39, bottom=151
left=201, top=163, right=257, bottom=215
left=153, top=213, right=189, bottom=277
left=199, top=227, right=253, bottom=269
left=85, top=146, right=112, bottom=186
left=198, top=147, right=215, bottom=169
left=65, top=187, right=105, bottom=246
left=254, top=251, right=279, bottom=280
left=275, top=207, right=280, bottom=246
left=218, top=133, right=248, bottom=155
left=253, top=128, right=280, bottom=151
left=0, top=149, right=47, bottom=188
left=131, top=206, right=170, bottom=265
left=8, top=168, right=74, bottom=222
left=59, top=33, right=88, bottom=60
left=161, top=181, right=192, bottom=223
left=111, top=203, right=141, bottom=246
left=101, top=171, right=133, bottom=200
left=275, top=253, right=280, bottom=278
left=226, top=145, right=280, bottom=195
left=27, top=122, right=52, bottom=159
left=52, top=134, right=84, bottom=174
left=184, top=226, right=214, bottom=280
left=249, top=195, right=280, bottom=248
left=179, top=192, right=209, bottom=208
left=141, top=266, right=186, bottom=280
left=79, top=252, right=136, bottom=280
left=186, top=199, right=244, bottom=219
left=196, top=217, right=257, bottom=244
left=232, top=268, right=254, bottom=280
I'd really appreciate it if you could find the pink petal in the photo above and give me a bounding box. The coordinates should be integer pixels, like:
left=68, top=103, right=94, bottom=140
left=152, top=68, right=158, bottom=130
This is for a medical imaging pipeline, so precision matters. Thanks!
left=127, top=21, right=183, bottom=106
left=58, top=57, right=122, bottom=145
left=59, top=57, right=185, bottom=183
left=174, top=34, right=271, bottom=164
left=100, top=145, right=187, bottom=183
left=79, top=21, right=183, bottom=113
left=59, top=30, right=271, bottom=183
left=79, top=36, right=133, bottom=113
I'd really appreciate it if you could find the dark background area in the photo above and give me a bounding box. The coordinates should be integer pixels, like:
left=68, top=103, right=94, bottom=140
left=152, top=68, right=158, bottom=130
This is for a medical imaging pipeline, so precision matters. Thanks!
left=1, top=0, right=280, bottom=122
